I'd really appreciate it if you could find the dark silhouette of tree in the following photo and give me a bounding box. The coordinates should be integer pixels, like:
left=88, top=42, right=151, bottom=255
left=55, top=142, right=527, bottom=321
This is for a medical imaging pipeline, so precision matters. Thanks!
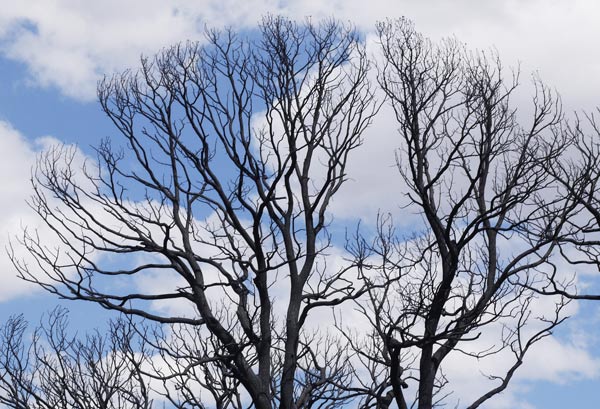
left=9, top=16, right=377, bottom=409
left=5, top=15, right=600, bottom=409
left=0, top=309, right=152, bottom=409
left=335, top=18, right=599, bottom=409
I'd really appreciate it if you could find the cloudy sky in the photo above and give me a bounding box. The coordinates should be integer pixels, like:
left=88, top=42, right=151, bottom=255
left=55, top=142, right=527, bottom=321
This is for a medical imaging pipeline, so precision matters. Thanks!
left=1, top=1, right=599, bottom=408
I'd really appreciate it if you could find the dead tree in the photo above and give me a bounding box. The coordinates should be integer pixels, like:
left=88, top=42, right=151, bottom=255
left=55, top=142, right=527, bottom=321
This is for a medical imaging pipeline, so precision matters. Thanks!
left=0, top=308, right=152, bottom=409
left=340, top=18, right=591, bottom=409
left=534, top=109, right=600, bottom=300
left=9, top=15, right=600, bottom=409
left=10, top=16, right=377, bottom=409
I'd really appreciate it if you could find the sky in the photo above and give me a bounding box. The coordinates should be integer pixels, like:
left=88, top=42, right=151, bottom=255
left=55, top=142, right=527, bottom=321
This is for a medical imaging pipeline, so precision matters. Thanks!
left=0, top=1, right=600, bottom=408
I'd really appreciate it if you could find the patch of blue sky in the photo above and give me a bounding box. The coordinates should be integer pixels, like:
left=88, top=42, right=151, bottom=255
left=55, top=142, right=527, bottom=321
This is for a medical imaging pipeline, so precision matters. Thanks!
left=0, top=58, right=111, bottom=149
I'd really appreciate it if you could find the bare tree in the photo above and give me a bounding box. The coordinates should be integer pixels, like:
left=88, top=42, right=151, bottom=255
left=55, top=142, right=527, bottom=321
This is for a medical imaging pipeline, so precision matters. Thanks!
left=6, top=15, right=600, bottom=409
left=10, top=16, right=377, bottom=409
left=534, top=109, right=600, bottom=300
left=0, top=308, right=358, bottom=409
left=336, top=18, right=596, bottom=409
left=0, top=308, right=152, bottom=409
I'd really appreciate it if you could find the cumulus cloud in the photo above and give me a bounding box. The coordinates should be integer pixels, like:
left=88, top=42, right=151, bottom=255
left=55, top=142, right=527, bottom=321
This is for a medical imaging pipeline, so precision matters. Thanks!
left=0, top=122, right=61, bottom=301
left=0, top=121, right=103, bottom=303
left=440, top=316, right=600, bottom=408
left=0, top=0, right=598, bottom=105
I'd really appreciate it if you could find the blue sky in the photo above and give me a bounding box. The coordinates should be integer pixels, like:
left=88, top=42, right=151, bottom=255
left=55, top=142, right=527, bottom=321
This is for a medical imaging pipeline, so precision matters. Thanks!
left=1, top=1, right=600, bottom=407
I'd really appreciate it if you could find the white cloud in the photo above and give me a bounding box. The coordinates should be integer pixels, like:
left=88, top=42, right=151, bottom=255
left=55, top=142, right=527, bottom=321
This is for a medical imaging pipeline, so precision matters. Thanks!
left=0, top=122, right=58, bottom=300
left=440, top=314, right=600, bottom=408
left=0, top=0, right=278, bottom=100
left=0, top=122, right=101, bottom=302
left=0, top=0, right=598, bottom=106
